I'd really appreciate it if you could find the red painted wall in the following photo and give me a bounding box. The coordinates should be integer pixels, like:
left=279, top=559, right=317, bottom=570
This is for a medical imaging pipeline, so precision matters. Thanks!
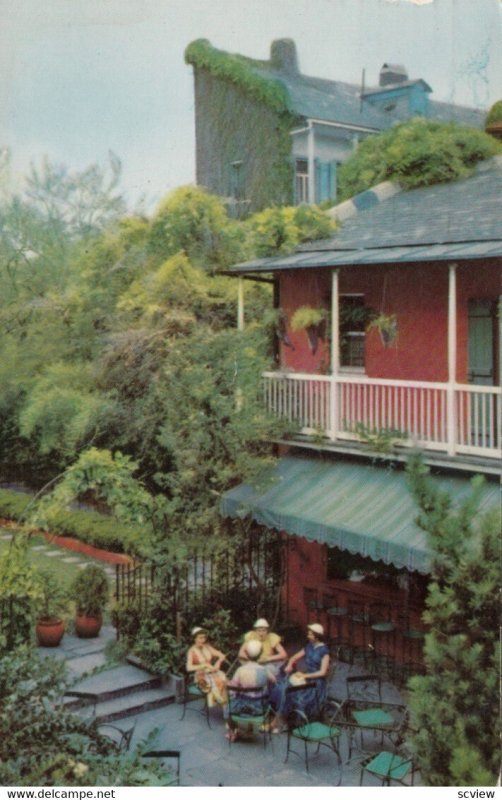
left=279, top=261, right=500, bottom=382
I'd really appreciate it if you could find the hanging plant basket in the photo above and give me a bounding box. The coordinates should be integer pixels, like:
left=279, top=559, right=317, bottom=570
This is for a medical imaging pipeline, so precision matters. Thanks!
left=367, top=313, right=398, bottom=348
left=290, top=306, right=328, bottom=354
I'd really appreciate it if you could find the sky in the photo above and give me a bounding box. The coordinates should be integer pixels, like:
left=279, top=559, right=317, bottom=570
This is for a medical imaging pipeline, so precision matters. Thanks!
left=1, top=0, right=501, bottom=211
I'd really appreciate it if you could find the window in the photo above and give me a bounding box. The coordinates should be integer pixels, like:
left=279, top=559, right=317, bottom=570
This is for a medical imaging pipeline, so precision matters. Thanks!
left=295, top=159, right=309, bottom=204
left=340, top=295, right=368, bottom=369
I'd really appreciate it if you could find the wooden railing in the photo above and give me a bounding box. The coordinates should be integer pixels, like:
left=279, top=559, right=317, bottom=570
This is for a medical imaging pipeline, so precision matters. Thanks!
left=263, top=371, right=501, bottom=459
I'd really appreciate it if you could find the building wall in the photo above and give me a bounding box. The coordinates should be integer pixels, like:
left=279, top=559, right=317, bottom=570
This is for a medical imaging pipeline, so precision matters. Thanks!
left=279, top=261, right=500, bottom=382
left=193, top=70, right=294, bottom=213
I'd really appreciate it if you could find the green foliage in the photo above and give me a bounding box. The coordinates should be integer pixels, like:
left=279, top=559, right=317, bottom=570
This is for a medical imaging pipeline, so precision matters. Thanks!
left=353, top=423, right=408, bottom=453
left=19, top=362, right=116, bottom=460
left=406, top=456, right=500, bottom=786
left=34, top=448, right=154, bottom=532
left=0, top=536, right=40, bottom=651
left=290, top=305, right=328, bottom=331
left=0, top=645, right=169, bottom=785
left=245, top=204, right=335, bottom=257
left=185, top=39, right=290, bottom=114
left=485, top=100, right=502, bottom=126
left=149, top=185, right=242, bottom=271
left=71, top=564, right=110, bottom=616
left=338, top=118, right=501, bottom=200
left=0, top=488, right=144, bottom=555
left=36, top=568, right=69, bottom=621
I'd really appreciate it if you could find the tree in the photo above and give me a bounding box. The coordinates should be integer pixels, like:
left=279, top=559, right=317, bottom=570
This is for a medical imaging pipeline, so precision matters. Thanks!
left=406, top=456, right=500, bottom=786
left=337, top=118, right=502, bottom=200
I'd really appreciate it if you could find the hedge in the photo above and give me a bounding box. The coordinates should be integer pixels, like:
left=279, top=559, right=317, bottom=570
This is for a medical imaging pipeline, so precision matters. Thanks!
left=0, top=488, right=144, bottom=556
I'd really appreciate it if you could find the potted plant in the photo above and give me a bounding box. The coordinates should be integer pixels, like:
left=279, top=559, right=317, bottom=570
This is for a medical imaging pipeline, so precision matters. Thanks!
left=35, top=569, right=69, bottom=647
left=71, top=564, right=109, bottom=638
left=367, top=313, right=398, bottom=347
left=290, top=306, right=328, bottom=353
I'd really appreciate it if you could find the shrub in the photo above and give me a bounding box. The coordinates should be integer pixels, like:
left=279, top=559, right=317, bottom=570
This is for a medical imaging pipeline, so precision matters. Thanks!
left=0, top=645, right=170, bottom=786
left=0, top=488, right=145, bottom=555
left=71, top=564, right=109, bottom=617
left=338, top=118, right=501, bottom=200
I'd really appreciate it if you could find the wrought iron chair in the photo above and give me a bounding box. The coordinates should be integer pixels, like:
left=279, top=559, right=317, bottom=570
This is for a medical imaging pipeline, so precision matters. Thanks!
left=226, top=685, right=272, bottom=748
left=284, top=683, right=342, bottom=777
left=347, top=601, right=372, bottom=668
left=343, top=674, right=409, bottom=759
left=179, top=668, right=211, bottom=728
left=96, top=720, right=136, bottom=752
left=360, top=748, right=415, bottom=786
left=142, top=749, right=181, bottom=786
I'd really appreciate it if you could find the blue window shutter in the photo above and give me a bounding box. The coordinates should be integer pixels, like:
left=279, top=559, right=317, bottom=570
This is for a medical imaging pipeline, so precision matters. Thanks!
left=314, top=158, right=321, bottom=204
left=330, top=162, right=338, bottom=201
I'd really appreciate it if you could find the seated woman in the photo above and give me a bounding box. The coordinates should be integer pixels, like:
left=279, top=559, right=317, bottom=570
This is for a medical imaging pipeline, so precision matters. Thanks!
left=225, top=639, right=276, bottom=741
left=238, top=618, right=287, bottom=677
left=270, top=622, right=330, bottom=731
left=186, top=626, right=228, bottom=707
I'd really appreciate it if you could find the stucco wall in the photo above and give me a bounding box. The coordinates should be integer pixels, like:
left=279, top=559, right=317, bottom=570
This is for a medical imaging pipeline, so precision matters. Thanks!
left=279, top=261, right=500, bottom=382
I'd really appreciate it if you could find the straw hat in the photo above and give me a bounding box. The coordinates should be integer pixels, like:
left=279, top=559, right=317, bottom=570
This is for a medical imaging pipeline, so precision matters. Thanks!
left=191, top=626, right=207, bottom=637
left=308, top=623, right=324, bottom=637
left=253, top=618, right=270, bottom=629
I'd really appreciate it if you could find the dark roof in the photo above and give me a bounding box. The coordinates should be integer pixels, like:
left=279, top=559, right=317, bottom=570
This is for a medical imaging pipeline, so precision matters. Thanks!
left=255, top=65, right=396, bottom=131
left=254, top=64, right=485, bottom=130
left=228, top=157, right=502, bottom=274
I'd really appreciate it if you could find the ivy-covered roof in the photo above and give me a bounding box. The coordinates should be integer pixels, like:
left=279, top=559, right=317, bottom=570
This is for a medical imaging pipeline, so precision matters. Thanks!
left=185, top=38, right=486, bottom=132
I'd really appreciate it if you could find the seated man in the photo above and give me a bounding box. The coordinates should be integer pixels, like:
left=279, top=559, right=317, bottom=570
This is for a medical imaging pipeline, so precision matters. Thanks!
left=225, top=640, right=276, bottom=741
left=238, top=618, right=287, bottom=677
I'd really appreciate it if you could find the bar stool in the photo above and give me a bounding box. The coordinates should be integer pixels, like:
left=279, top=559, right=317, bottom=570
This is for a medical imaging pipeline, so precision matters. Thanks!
left=348, top=601, right=371, bottom=669
left=368, top=603, right=397, bottom=678
left=303, top=587, right=323, bottom=623
left=396, top=613, right=426, bottom=685
left=323, top=593, right=350, bottom=660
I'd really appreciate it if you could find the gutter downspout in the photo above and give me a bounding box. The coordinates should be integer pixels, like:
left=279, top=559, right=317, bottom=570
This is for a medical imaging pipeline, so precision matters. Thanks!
left=307, top=120, right=315, bottom=205
left=330, top=269, right=340, bottom=441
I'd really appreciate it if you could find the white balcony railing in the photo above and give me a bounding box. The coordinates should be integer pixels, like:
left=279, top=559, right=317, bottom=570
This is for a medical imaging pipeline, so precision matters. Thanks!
left=263, top=371, right=502, bottom=460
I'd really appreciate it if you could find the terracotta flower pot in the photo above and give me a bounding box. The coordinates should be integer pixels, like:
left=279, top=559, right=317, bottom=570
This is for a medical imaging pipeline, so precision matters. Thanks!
left=36, top=617, right=65, bottom=647
left=75, top=613, right=103, bottom=639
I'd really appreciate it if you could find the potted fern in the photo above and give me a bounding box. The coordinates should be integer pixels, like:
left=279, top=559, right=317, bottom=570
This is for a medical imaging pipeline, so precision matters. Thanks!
left=35, top=569, right=69, bottom=647
left=367, top=313, right=398, bottom=347
left=290, top=306, right=328, bottom=353
left=71, top=564, right=109, bottom=638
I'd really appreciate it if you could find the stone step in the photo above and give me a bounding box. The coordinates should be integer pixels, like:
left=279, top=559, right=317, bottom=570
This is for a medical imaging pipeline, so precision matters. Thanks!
left=94, top=686, right=176, bottom=723
left=67, top=663, right=162, bottom=704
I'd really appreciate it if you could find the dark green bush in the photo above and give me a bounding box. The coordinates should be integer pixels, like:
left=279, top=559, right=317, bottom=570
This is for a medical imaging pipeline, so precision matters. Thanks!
left=0, top=488, right=144, bottom=556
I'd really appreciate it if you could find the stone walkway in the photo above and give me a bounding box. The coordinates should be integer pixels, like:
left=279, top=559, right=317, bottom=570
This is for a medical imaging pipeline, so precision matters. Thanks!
left=0, top=530, right=116, bottom=579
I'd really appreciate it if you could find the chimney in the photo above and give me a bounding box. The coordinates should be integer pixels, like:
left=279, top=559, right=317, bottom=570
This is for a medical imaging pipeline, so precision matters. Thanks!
left=379, top=63, right=408, bottom=86
left=270, top=39, right=299, bottom=74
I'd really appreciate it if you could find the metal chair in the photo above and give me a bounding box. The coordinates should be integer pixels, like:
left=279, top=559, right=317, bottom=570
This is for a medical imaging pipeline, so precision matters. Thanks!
left=360, top=748, right=415, bottom=786
left=142, top=749, right=181, bottom=786
left=226, top=686, right=272, bottom=748
left=284, top=683, right=342, bottom=777
left=179, top=669, right=211, bottom=728
left=344, top=675, right=407, bottom=759
left=96, top=721, right=136, bottom=752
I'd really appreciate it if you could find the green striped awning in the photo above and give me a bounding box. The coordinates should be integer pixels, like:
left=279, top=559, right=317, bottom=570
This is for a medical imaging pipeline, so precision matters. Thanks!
left=220, top=456, right=500, bottom=574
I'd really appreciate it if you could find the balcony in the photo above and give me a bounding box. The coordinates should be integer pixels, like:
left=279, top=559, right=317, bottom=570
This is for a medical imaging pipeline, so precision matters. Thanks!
left=263, top=371, right=501, bottom=473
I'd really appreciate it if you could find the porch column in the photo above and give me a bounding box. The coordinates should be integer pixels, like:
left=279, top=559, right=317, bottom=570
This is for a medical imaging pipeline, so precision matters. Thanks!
left=237, top=277, right=244, bottom=331
left=330, top=269, right=340, bottom=441
left=307, top=120, right=315, bottom=205
left=447, top=263, right=457, bottom=455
